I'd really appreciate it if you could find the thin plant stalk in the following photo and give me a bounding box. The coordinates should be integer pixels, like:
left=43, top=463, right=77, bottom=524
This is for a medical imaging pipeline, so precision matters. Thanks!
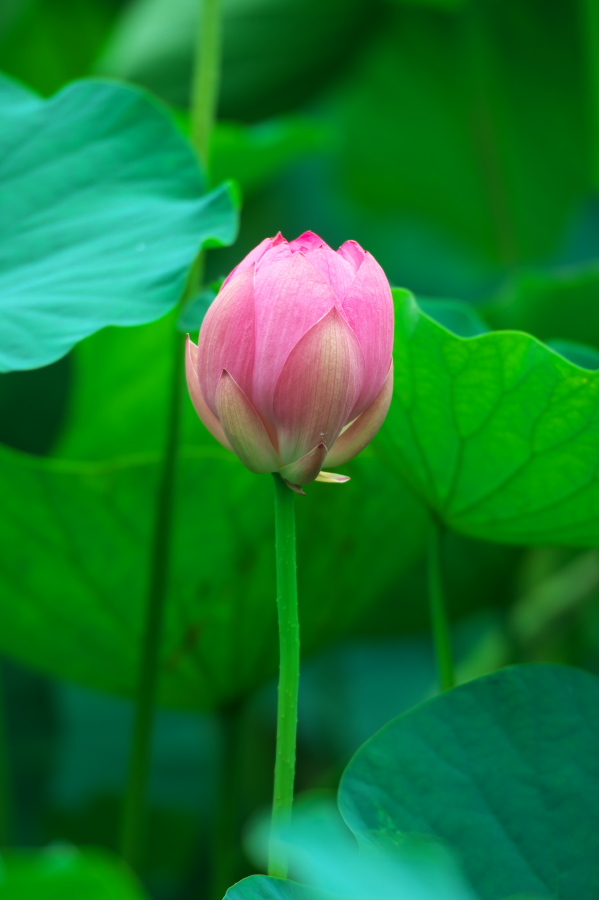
left=268, top=474, right=300, bottom=879
left=428, top=519, right=456, bottom=692
left=119, top=0, right=222, bottom=869
left=191, top=0, right=222, bottom=168
left=120, top=326, right=186, bottom=867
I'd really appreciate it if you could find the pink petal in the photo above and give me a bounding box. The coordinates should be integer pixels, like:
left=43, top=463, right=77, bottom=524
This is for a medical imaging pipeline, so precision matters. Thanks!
left=337, top=240, right=366, bottom=272
left=222, top=233, right=285, bottom=286
left=325, top=361, right=394, bottom=466
left=303, top=246, right=356, bottom=300
left=215, top=370, right=281, bottom=474
left=255, top=231, right=330, bottom=271
left=273, top=306, right=365, bottom=463
left=315, top=471, right=351, bottom=483
left=287, top=231, right=330, bottom=252
left=252, top=252, right=337, bottom=419
left=198, top=265, right=256, bottom=416
left=185, top=336, right=232, bottom=450
left=279, top=442, right=328, bottom=485
left=341, top=251, right=394, bottom=416
left=255, top=241, right=294, bottom=268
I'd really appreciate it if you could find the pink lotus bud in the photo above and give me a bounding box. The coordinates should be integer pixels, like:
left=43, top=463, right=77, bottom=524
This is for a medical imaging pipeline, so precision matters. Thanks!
left=186, top=231, right=394, bottom=490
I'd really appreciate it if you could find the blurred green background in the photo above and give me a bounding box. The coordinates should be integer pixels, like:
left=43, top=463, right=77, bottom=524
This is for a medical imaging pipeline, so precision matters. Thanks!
left=2, top=0, right=599, bottom=897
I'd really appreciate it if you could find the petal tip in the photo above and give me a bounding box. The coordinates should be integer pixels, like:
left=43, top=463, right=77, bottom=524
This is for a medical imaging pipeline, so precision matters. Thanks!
left=315, top=471, right=351, bottom=484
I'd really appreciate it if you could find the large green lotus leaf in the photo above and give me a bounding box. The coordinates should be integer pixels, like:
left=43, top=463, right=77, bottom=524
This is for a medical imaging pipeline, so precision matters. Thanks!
left=0, top=846, right=147, bottom=899
left=340, top=664, right=599, bottom=900
left=0, top=442, right=268, bottom=707
left=0, top=74, right=238, bottom=372
left=0, top=442, right=426, bottom=708
left=378, top=289, right=599, bottom=546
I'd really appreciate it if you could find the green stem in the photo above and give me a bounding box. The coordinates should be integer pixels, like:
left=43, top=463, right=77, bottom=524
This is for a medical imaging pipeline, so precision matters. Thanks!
left=428, top=519, right=455, bottom=692
left=268, top=475, right=300, bottom=879
left=120, top=327, right=186, bottom=869
left=120, top=0, right=222, bottom=867
left=191, top=0, right=221, bottom=169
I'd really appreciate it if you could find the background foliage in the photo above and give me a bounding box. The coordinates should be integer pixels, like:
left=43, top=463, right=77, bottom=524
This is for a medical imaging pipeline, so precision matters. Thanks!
left=1, top=1, right=599, bottom=898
